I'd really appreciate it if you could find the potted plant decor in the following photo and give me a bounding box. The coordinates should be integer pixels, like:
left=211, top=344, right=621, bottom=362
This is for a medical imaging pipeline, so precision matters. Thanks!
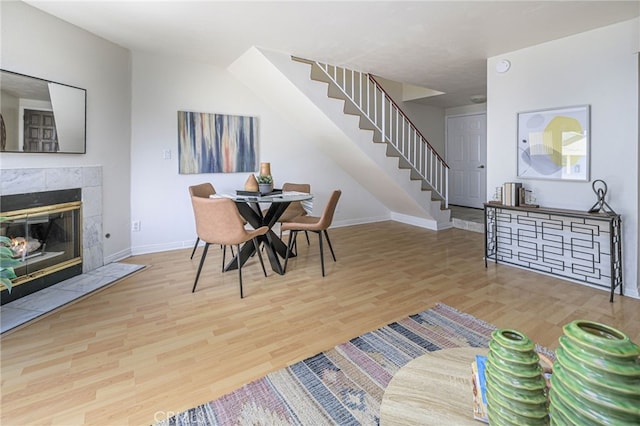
left=256, top=174, right=273, bottom=194
left=0, top=218, right=19, bottom=293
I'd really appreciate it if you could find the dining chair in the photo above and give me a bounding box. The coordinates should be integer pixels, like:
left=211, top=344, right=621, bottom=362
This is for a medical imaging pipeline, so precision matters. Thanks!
left=188, top=183, right=216, bottom=259
left=188, top=183, right=238, bottom=267
left=191, top=196, right=269, bottom=298
left=278, top=182, right=311, bottom=245
left=282, top=189, right=342, bottom=277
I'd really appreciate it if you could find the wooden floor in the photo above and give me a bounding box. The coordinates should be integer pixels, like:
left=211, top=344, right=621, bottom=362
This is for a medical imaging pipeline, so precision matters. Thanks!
left=1, top=221, right=638, bottom=425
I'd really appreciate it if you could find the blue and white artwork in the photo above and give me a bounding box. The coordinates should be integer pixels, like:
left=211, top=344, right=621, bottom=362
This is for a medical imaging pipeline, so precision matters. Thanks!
left=178, top=111, right=258, bottom=174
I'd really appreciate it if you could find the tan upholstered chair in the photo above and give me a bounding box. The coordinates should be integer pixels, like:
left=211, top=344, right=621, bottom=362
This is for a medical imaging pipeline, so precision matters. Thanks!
left=278, top=182, right=311, bottom=245
left=282, top=190, right=341, bottom=277
left=188, top=183, right=216, bottom=259
left=189, top=183, right=240, bottom=266
left=191, top=196, right=268, bottom=298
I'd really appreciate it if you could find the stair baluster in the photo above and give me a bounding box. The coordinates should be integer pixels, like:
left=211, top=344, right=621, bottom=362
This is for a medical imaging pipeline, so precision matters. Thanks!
left=313, top=61, right=449, bottom=207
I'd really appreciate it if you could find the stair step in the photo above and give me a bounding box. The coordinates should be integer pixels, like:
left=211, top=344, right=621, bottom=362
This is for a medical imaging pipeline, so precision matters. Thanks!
left=294, top=57, right=451, bottom=228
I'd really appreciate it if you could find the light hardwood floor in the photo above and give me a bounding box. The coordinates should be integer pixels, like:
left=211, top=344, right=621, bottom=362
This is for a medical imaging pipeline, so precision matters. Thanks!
left=1, top=221, right=638, bottom=425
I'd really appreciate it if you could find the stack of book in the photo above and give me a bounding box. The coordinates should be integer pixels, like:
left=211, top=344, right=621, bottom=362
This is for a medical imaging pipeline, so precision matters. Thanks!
left=471, top=355, right=489, bottom=423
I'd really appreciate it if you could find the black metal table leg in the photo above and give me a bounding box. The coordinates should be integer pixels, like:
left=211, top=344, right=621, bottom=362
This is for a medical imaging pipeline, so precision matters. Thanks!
left=227, top=199, right=296, bottom=275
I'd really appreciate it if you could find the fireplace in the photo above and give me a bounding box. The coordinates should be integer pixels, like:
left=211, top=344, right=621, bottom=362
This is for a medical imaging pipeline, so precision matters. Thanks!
left=1, top=189, right=82, bottom=305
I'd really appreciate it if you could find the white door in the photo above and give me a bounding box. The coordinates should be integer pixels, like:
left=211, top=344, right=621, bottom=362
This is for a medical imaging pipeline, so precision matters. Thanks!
left=446, top=113, right=487, bottom=208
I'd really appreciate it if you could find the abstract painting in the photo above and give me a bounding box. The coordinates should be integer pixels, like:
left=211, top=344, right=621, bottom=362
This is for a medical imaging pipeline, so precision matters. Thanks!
left=178, top=111, right=258, bottom=174
left=517, top=105, right=590, bottom=181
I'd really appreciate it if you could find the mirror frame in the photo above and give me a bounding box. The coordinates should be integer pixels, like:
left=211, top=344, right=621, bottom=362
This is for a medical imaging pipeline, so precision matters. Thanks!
left=0, top=69, right=87, bottom=154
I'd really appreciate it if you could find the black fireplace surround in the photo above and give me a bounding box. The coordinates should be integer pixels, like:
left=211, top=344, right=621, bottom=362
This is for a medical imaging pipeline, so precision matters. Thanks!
left=1, top=189, right=82, bottom=305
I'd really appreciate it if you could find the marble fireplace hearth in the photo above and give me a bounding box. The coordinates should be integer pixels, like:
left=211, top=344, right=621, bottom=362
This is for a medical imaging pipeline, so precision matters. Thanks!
left=0, top=261, right=144, bottom=333
left=0, top=166, right=145, bottom=332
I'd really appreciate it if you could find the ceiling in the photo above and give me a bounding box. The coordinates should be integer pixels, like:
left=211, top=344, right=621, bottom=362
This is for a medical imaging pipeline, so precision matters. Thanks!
left=0, top=70, right=50, bottom=101
left=25, top=1, right=640, bottom=108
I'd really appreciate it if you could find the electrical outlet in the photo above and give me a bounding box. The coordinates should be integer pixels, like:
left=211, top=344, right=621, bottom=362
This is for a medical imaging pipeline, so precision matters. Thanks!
left=132, top=220, right=141, bottom=232
left=163, top=149, right=171, bottom=160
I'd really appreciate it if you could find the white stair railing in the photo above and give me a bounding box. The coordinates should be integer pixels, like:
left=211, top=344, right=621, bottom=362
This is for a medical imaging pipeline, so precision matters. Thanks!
left=314, top=62, right=448, bottom=206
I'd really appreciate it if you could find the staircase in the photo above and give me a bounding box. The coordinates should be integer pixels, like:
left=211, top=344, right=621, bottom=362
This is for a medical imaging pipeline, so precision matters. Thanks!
left=228, top=47, right=452, bottom=230
left=302, top=58, right=449, bottom=207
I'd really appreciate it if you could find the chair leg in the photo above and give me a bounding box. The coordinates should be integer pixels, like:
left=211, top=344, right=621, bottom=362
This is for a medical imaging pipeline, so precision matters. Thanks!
left=192, top=243, right=210, bottom=292
left=190, top=237, right=200, bottom=259
left=292, top=232, right=298, bottom=253
left=289, top=230, right=310, bottom=248
left=222, top=245, right=228, bottom=272
left=324, top=229, right=337, bottom=262
left=318, top=231, right=325, bottom=277
left=253, top=238, right=267, bottom=277
left=283, top=231, right=297, bottom=273
left=237, top=244, right=244, bottom=298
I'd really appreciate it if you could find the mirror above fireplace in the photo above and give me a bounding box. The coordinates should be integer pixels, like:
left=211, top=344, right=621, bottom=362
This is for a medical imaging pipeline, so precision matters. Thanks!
left=0, top=69, right=86, bottom=154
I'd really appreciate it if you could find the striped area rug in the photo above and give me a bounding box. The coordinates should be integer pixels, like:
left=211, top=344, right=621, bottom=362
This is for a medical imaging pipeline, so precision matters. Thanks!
left=156, top=303, right=534, bottom=425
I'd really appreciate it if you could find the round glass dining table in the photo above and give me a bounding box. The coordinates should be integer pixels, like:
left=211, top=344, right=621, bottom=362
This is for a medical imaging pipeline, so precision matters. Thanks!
left=216, top=192, right=313, bottom=275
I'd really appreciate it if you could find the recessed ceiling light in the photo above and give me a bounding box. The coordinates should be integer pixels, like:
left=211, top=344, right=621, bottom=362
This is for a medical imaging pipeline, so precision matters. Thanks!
left=470, top=95, right=487, bottom=104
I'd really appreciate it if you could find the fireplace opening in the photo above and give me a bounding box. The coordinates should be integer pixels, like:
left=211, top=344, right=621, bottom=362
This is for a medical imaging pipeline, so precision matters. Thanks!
left=1, top=189, right=82, bottom=305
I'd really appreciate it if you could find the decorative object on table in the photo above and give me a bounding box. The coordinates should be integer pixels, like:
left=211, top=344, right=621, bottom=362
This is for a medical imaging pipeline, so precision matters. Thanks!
left=259, top=162, right=271, bottom=177
left=256, top=174, right=273, bottom=195
left=588, top=179, right=617, bottom=214
left=517, top=105, right=590, bottom=181
left=549, top=320, right=640, bottom=425
left=244, top=174, right=259, bottom=192
left=492, top=186, right=503, bottom=204
left=177, top=111, right=258, bottom=174
left=485, top=328, right=549, bottom=425
left=518, top=186, right=539, bottom=208
left=502, top=182, right=522, bottom=206
left=256, top=162, right=274, bottom=194
left=473, top=343, right=554, bottom=423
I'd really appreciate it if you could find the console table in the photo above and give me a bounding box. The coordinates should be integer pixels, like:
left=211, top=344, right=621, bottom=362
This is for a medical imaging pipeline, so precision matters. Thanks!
left=484, top=203, right=623, bottom=302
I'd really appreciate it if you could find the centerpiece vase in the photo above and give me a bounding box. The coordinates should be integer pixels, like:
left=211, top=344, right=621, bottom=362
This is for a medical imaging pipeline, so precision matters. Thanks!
left=549, top=320, right=640, bottom=425
left=259, top=162, right=271, bottom=176
left=485, top=329, right=549, bottom=425
left=244, top=174, right=258, bottom=192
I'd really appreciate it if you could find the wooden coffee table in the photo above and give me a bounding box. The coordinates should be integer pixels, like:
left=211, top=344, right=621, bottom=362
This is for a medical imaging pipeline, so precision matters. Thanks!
left=380, top=347, right=489, bottom=425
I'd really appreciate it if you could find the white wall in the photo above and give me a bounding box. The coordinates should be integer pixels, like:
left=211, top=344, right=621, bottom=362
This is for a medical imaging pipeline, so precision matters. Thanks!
left=487, top=18, right=639, bottom=298
left=0, top=1, right=132, bottom=263
left=130, top=51, right=389, bottom=254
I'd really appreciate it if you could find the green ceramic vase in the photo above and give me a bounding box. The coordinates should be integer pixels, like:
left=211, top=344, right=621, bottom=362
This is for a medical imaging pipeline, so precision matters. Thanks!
left=485, top=328, right=550, bottom=425
left=549, top=320, right=640, bottom=425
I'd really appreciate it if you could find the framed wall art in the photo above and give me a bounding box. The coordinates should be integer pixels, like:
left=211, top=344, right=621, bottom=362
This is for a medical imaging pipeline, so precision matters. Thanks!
left=178, top=111, right=258, bottom=174
left=517, top=105, right=590, bottom=181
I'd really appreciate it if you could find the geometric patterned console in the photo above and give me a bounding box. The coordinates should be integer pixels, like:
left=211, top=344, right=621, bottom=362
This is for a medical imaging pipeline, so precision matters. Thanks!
left=484, top=203, right=623, bottom=302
